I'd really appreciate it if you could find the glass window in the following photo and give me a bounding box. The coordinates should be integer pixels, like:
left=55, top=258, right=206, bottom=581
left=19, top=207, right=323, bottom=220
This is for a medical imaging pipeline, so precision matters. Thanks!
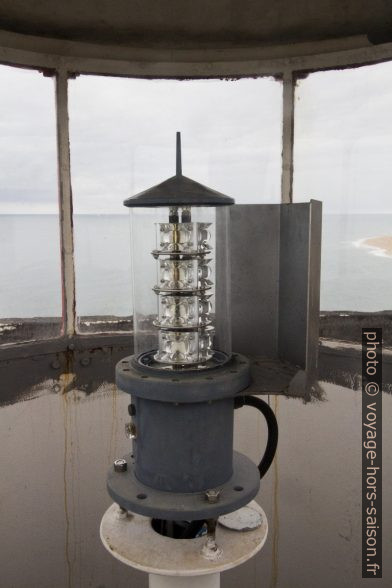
left=0, top=65, right=61, bottom=344
left=68, top=76, right=283, bottom=332
left=293, top=62, right=392, bottom=312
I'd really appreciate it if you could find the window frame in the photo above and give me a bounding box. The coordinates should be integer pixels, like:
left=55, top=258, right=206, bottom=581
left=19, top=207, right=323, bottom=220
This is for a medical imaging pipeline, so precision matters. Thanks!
left=1, top=40, right=392, bottom=353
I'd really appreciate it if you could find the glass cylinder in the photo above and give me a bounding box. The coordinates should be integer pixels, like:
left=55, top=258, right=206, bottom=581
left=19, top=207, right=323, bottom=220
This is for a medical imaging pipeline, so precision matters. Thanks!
left=130, top=205, right=231, bottom=368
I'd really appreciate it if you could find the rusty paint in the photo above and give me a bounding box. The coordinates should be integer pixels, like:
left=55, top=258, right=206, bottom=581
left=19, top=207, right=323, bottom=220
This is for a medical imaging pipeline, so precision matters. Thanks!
left=108, top=384, right=118, bottom=464
left=62, top=389, right=72, bottom=588
left=39, top=67, right=56, bottom=77
left=294, top=54, right=392, bottom=81
left=281, top=71, right=294, bottom=204
left=55, top=70, right=76, bottom=337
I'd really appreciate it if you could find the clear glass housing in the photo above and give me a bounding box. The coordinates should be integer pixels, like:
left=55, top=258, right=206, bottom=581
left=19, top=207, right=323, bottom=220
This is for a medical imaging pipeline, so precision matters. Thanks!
left=130, top=206, right=231, bottom=367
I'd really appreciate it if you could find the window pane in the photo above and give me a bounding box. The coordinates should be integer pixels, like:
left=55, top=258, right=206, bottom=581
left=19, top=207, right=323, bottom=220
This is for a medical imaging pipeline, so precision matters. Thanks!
left=0, top=66, right=61, bottom=344
left=69, top=76, right=282, bottom=332
left=293, top=63, right=392, bottom=311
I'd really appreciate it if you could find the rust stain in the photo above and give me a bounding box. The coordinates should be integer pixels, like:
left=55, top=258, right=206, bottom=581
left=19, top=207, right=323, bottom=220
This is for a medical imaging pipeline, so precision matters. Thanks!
left=70, top=389, right=79, bottom=576
left=108, top=384, right=118, bottom=464
left=62, top=389, right=72, bottom=588
left=59, top=372, right=76, bottom=392
left=270, top=395, right=279, bottom=588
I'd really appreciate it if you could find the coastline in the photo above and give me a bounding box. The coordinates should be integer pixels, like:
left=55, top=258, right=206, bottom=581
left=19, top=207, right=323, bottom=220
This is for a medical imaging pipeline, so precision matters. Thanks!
left=356, top=235, right=392, bottom=258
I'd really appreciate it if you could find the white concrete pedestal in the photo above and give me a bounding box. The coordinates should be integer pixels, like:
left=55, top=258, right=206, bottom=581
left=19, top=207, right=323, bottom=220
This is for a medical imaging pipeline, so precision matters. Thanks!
left=100, top=501, right=268, bottom=588
left=149, top=572, right=220, bottom=588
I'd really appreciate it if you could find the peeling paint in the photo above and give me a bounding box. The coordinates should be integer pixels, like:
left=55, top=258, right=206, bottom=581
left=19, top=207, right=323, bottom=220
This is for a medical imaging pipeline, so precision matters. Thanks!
left=62, top=389, right=72, bottom=588
left=108, top=383, right=118, bottom=465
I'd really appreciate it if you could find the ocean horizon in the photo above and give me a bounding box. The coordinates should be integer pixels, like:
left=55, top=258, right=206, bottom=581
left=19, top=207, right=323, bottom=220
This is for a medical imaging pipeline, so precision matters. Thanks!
left=1, top=212, right=391, bottom=320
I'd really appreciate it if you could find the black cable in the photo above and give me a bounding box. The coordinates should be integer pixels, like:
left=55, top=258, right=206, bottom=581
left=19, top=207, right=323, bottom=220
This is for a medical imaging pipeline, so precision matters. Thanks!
left=235, top=395, right=278, bottom=480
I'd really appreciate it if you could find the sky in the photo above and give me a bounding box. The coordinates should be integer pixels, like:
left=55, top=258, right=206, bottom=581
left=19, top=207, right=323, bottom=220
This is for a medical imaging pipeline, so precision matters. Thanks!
left=294, top=63, right=392, bottom=214
left=1, top=61, right=392, bottom=214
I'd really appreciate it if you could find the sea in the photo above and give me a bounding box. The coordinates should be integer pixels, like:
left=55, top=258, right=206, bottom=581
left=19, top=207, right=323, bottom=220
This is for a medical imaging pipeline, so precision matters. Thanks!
left=0, top=213, right=391, bottom=319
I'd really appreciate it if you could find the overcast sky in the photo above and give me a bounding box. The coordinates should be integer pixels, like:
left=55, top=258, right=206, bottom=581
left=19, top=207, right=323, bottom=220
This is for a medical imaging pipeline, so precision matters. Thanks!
left=1, top=60, right=392, bottom=214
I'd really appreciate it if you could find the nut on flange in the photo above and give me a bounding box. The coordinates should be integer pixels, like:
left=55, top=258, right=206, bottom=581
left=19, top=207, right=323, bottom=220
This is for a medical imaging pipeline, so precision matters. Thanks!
left=114, top=458, right=127, bottom=473
left=115, top=505, right=128, bottom=520
left=205, top=489, right=221, bottom=503
left=125, top=422, right=137, bottom=439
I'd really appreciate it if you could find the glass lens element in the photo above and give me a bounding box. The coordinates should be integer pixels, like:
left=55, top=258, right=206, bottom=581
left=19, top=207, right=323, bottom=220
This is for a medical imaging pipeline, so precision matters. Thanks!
left=156, top=294, right=212, bottom=328
left=158, top=222, right=193, bottom=253
left=155, top=328, right=214, bottom=364
left=152, top=211, right=217, bottom=365
left=156, top=222, right=212, bottom=254
left=197, top=223, right=212, bottom=252
left=158, top=258, right=212, bottom=291
left=158, top=295, right=198, bottom=328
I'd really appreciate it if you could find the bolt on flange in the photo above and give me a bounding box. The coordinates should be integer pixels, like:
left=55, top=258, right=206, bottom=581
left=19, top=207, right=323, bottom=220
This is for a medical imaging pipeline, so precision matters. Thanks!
left=205, top=489, right=221, bottom=503
left=115, top=505, right=128, bottom=520
left=113, top=458, right=127, bottom=473
left=125, top=422, right=137, bottom=439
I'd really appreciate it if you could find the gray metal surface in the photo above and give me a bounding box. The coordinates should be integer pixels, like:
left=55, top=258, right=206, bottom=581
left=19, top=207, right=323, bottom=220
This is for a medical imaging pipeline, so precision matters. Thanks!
left=116, top=353, right=252, bottom=495
left=230, top=201, right=322, bottom=381
left=230, top=204, right=280, bottom=358
left=278, top=200, right=322, bottom=371
left=124, top=173, right=234, bottom=208
left=305, top=200, right=322, bottom=376
left=107, top=451, right=260, bottom=520
left=245, top=357, right=298, bottom=396
left=116, top=353, right=251, bottom=402
left=278, top=203, right=310, bottom=367
left=124, top=134, right=233, bottom=208
left=133, top=396, right=234, bottom=491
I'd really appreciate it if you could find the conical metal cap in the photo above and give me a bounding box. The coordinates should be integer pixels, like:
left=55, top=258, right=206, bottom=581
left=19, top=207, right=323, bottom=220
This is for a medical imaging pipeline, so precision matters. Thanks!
left=124, top=133, right=234, bottom=208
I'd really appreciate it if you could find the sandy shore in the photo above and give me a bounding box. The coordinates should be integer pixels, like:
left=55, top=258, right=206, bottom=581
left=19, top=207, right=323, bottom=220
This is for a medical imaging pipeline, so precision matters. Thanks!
left=362, top=236, right=392, bottom=257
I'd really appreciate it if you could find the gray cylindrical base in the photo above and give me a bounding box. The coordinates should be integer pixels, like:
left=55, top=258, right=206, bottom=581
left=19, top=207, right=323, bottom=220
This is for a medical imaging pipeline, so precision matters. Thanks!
left=134, top=396, right=234, bottom=492
left=149, top=573, right=220, bottom=588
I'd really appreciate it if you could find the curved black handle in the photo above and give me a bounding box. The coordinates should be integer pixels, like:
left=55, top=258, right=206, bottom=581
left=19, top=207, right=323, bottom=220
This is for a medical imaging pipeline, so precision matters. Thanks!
left=235, top=395, right=278, bottom=479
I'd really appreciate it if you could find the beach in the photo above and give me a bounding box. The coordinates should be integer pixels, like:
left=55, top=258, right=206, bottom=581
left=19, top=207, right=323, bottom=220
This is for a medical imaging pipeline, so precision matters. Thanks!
left=362, top=235, right=392, bottom=258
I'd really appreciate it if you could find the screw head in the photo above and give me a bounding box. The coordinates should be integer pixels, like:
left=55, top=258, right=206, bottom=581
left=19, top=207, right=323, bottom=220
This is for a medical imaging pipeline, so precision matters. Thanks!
left=80, top=357, right=91, bottom=367
left=116, top=505, right=128, bottom=520
left=205, top=489, right=221, bottom=503
left=113, top=458, right=127, bottom=473
left=125, top=422, right=137, bottom=440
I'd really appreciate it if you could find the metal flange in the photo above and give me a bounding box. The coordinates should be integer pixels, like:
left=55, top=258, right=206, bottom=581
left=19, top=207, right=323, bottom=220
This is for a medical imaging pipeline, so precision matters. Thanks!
left=116, top=353, right=251, bottom=402
left=107, top=451, right=260, bottom=520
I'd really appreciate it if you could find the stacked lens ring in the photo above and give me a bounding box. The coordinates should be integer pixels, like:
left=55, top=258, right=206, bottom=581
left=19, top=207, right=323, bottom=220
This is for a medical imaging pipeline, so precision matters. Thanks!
left=152, top=206, right=214, bottom=365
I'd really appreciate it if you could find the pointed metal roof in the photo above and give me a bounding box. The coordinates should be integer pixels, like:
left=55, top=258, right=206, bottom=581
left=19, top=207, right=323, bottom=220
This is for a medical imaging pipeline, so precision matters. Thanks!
left=124, top=133, right=234, bottom=208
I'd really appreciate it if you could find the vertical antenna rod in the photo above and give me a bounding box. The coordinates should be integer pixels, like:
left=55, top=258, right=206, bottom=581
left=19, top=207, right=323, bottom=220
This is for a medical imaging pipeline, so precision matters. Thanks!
left=176, top=132, right=182, bottom=176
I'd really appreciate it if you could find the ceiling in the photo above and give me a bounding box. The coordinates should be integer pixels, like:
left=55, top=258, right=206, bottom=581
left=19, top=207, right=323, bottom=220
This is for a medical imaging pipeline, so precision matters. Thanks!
left=0, top=0, right=391, bottom=49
